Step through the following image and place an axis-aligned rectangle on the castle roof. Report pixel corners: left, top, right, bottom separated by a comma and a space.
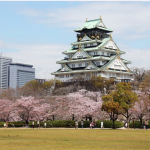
74, 18, 113, 32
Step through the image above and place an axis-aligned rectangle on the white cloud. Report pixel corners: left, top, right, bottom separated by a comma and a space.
0, 40, 69, 79
20, 2, 150, 40
119, 45, 150, 69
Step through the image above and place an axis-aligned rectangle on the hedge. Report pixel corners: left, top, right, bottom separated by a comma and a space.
96, 121, 123, 128
0, 122, 5, 127
129, 121, 150, 128
0, 120, 123, 128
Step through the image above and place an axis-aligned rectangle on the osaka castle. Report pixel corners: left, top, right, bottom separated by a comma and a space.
51, 17, 133, 82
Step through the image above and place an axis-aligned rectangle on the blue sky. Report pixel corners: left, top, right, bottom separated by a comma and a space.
0, 1, 150, 79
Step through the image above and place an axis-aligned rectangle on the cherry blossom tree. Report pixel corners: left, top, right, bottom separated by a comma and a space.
133, 91, 150, 127
0, 99, 15, 121
14, 96, 51, 122
52, 89, 106, 121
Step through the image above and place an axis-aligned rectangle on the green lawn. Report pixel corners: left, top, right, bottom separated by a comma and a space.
0, 128, 150, 150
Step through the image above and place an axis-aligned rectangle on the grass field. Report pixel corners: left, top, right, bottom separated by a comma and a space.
0, 128, 150, 150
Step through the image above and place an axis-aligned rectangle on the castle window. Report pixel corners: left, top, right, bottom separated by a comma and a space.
94, 52, 98, 55
60, 75, 64, 78
66, 74, 69, 78
78, 64, 82, 67
102, 60, 105, 64
84, 44, 87, 47
72, 64, 75, 68
85, 63, 88, 66
77, 56, 83, 59
92, 72, 98, 76
96, 62, 100, 66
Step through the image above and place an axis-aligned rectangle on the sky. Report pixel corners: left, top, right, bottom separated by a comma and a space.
0, 1, 150, 79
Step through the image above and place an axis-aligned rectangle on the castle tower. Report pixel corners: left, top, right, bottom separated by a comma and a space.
51, 17, 133, 82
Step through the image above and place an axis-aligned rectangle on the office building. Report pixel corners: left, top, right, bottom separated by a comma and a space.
8, 63, 35, 89
0, 54, 12, 89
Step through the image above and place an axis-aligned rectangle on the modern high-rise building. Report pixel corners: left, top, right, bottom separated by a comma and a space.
0, 54, 12, 89
8, 63, 35, 89
52, 17, 133, 82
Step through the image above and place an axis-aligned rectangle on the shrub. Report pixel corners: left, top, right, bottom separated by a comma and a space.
129, 121, 150, 128
8, 121, 25, 127
0, 122, 5, 127
78, 121, 90, 128
96, 120, 123, 128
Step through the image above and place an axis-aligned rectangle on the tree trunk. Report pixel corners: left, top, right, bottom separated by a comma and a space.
52, 115, 55, 121
89, 116, 92, 121
126, 111, 130, 128
72, 114, 74, 121
112, 113, 115, 129
139, 114, 143, 128
86, 117, 87, 121
112, 119, 115, 129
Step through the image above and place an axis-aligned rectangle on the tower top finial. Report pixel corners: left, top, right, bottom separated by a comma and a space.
110, 34, 112, 38
86, 18, 88, 22
100, 16, 102, 20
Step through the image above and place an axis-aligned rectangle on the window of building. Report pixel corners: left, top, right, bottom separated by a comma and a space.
92, 72, 98, 76
77, 55, 83, 59
72, 64, 75, 68
107, 53, 109, 56
84, 44, 87, 47
90, 43, 93, 46
78, 64, 82, 67
94, 52, 98, 55
85, 63, 89, 67
60, 75, 64, 78
102, 52, 104, 55
96, 62, 100, 66
66, 74, 69, 78
102, 60, 105, 64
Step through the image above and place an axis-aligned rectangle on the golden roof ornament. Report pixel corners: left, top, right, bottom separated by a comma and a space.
100, 16, 102, 20
79, 44, 81, 48
86, 18, 88, 22
116, 49, 120, 55
110, 34, 112, 38
117, 56, 120, 59
91, 35, 95, 39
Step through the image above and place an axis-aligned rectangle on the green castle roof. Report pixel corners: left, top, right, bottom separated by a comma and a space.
74, 18, 113, 32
